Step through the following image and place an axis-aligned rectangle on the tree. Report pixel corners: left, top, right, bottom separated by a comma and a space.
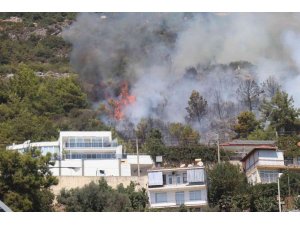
249, 183, 280, 212
57, 179, 148, 212
0, 149, 58, 212
168, 123, 200, 146
261, 76, 281, 99
207, 162, 248, 207
237, 78, 262, 111
116, 182, 148, 211
277, 135, 300, 157
247, 127, 277, 140
142, 129, 166, 160
279, 171, 300, 196
260, 91, 300, 133
186, 90, 207, 125
233, 111, 260, 138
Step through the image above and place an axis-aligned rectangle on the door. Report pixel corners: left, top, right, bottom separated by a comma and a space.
175, 191, 185, 205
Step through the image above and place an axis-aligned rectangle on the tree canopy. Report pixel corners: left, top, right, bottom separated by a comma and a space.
260, 90, 300, 133
0, 149, 58, 212
186, 90, 207, 125
57, 179, 148, 212
233, 111, 260, 138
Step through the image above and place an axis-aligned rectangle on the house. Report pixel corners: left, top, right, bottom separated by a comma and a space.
147, 160, 208, 209
240, 146, 300, 184
220, 140, 276, 160
7, 131, 153, 177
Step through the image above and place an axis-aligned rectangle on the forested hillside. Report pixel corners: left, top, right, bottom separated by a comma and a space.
0, 13, 75, 74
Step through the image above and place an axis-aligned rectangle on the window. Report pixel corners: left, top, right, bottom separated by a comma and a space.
187, 169, 205, 183
175, 192, 185, 205
168, 174, 173, 184
189, 191, 202, 201
155, 193, 167, 203
163, 174, 167, 185
148, 172, 163, 186
103, 137, 110, 147
176, 175, 181, 184
259, 170, 278, 183
183, 173, 187, 183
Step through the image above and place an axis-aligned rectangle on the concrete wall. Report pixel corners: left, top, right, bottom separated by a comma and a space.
51, 176, 148, 196
50, 159, 132, 176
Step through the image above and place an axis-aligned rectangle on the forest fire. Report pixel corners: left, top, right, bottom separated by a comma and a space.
108, 82, 136, 121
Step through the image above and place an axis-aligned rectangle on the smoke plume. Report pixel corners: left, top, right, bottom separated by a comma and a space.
62, 12, 300, 134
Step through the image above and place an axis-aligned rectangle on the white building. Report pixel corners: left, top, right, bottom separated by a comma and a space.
220, 140, 276, 160
7, 131, 153, 177
241, 146, 300, 184
147, 161, 208, 209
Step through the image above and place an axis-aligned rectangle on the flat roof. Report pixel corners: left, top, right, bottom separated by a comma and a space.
148, 166, 204, 172
60, 131, 112, 136
221, 140, 276, 146
240, 146, 278, 162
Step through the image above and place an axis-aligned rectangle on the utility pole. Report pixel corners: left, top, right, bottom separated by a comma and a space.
278, 173, 282, 212
217, 134, 220, 164
136, 138, 140, 177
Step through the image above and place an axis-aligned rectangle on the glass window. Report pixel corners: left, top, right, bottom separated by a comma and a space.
87, 154, 92, 159
176, 175, 181, 184
68, 138, 76, 147
103, 137, 110, 147
163, 174, 167, 185
183, 173, 187, 183
189, 191, 201, 201
175, 192, 185, 205
84, 138, 91, 147
168, 174, 173, 184
92, 154, 96, 159
259, 170, 278, 183
92, 138, 101, 147
155, 192, 167, 203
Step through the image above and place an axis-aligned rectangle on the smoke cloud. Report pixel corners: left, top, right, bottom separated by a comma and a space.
62, 12, 300, 134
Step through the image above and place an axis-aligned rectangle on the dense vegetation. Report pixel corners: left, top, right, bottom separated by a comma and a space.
0, 65, 108, 148
206, 162, 300, 212
57, 179, 148, 212
0, 13, 76, 74
0, 149, 58, 211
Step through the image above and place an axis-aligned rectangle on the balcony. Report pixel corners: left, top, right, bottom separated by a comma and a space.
284, 160, 300, 166
54, 153, 127, 160
150, 200, 207, 208
64, 142, 118, 149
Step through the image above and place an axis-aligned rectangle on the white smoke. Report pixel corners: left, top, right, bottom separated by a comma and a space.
63, 12, 300, 132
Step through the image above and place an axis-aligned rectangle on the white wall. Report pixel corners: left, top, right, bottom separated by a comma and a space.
148, 187, 207, 208
127, 155, 154, 165
121, 163, 131, 176
50, 159, 133, 176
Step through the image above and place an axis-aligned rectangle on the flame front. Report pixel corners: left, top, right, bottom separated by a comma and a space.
108, 82, 136, 121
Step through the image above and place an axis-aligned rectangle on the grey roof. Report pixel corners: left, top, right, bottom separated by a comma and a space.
221, 140, 276, 145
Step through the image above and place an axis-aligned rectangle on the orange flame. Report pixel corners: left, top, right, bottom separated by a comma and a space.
108, 82, 136, 121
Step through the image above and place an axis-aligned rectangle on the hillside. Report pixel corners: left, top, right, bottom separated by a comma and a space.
0, 13, 76, 75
